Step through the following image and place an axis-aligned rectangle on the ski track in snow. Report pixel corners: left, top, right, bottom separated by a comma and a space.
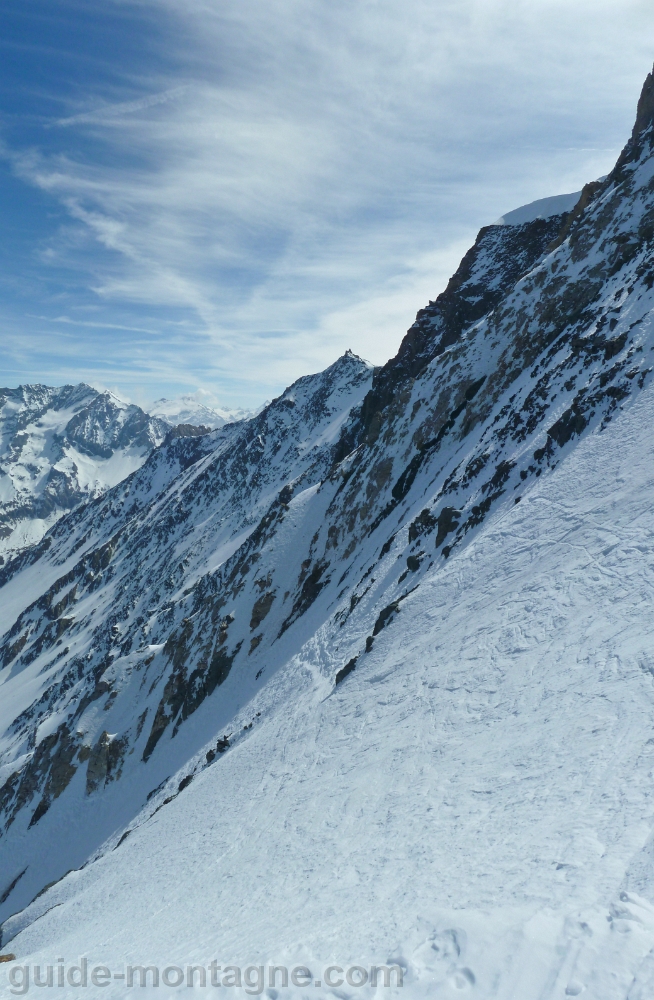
4, 371, 654, 1000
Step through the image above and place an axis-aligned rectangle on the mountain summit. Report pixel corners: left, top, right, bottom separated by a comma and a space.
2, 66, 654, 999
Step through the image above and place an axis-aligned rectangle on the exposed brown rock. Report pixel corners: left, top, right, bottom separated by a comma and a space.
86, 731, 127, 794
250, 591, 275, 630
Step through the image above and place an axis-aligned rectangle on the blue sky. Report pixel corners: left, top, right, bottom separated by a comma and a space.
0, 0, 653, 408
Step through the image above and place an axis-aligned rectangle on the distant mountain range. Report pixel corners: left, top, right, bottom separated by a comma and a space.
146, 389, 262, 429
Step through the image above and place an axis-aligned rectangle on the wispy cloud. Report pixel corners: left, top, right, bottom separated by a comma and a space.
54, 87, 190, 127
26, 314, 164, 334
1, 0, 653, 405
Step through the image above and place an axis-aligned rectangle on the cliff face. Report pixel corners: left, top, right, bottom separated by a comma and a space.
632, 64, 654, 140
350, 210, 571, 451
1, 66, 654, 989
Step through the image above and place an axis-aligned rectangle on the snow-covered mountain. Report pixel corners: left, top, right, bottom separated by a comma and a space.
147, 389, 260, 429
0, 383, 254, 565
2, 64, 654, 1000
0, 385, 169, 564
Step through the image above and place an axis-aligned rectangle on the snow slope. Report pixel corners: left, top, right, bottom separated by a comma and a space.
5, 355, 654, 1000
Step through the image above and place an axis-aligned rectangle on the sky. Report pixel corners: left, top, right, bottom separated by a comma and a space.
0, 1, 653, 409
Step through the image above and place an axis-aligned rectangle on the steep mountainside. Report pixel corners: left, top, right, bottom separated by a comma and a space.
6, 365, 654, 1000
2, 64, 654, 1000
0, 385, 169, 562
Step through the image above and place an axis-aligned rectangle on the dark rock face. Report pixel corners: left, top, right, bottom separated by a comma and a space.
347, 212, 571, 452
1, 723, 83, 831
396, 217, 569, 377
334, 657, 357, 685
632, 66, 654, 141
612, 65, 654, 185
435, 507, 461, 548
85, 731, 128, 795
250, 592, 276, 631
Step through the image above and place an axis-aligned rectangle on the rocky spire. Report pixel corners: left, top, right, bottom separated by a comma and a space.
612, 63, 654, 181
632, 63, 654, 140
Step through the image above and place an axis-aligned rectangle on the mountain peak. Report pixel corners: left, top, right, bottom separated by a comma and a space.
632, 62, 654, 140
338, 348, 372, 367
